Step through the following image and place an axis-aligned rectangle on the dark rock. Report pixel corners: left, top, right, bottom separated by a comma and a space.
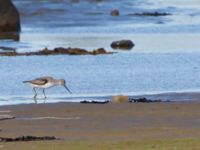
129, 97, 162, 103
66, 47, 89, 55
111, 40, 135, 50
92, 48, 107, 55
111, 9, 120, 16
0, 136, 57, 142
0, 0, 21, 32
0, 51, 17, 56
80, 100, 109, 104
0, 47, 113, 56
0, 32, 19, 41
129, 11, 171, 17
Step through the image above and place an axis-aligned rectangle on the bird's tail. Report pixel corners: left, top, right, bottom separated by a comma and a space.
23, 81, 29, 83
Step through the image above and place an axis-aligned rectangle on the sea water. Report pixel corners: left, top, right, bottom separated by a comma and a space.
0, 0, 200, 104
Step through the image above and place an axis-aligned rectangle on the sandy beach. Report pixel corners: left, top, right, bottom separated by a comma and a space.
1, 0, 200, 149
1, 102, 200, 149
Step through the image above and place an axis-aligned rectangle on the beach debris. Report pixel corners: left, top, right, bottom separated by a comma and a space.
0, 47, 113, 56
17, 116, 80, 120
111, 40, 135, 50
111, 95, 129, 103
0, 136, 57, 142
0, 115, 15, 121
128, 11, 171, 17
80, 100, 109, 104
0, 0, 20, 32
129, 97, 162, 103
111, 9, 120, 16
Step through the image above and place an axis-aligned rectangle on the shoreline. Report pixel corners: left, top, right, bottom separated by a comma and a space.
1, 90, 200, 106
1, 101, 200, 149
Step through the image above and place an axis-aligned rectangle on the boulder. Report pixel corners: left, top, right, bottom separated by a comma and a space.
111, 95, 129, 103
111, 9, 120, 16
0, 0, 21, 32
111, 40, 135, 50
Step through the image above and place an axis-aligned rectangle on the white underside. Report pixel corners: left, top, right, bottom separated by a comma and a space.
29, 82, 55, 89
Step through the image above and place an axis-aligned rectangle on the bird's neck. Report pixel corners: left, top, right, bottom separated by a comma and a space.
54, 80, 61, 85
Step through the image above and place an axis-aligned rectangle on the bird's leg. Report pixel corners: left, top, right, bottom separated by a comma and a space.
33, 88, 37, 103
43, 89, 47, 99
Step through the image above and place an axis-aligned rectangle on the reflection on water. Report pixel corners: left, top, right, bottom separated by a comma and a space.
0, 32, 19, 41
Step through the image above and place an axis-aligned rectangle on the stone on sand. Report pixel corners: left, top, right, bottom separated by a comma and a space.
111, 95, 129, 103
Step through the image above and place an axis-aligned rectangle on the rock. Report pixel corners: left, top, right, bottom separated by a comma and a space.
92, 48, 107, 55
111, 40, 135, 50
0, 47, 114, 56
0, 0, 21, 32
129, 97, 162, 103
111, 9, 120, 16
0, 32, 19, 41
129, 11, 171, 17
55, 47, 89, 55
111, 95, 129, 103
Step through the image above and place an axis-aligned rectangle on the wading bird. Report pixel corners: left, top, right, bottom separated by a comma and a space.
23, 76, 72, 103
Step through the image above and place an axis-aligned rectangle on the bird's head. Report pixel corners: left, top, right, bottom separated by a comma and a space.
58, 79, 72, 94
58, 79, 66, 86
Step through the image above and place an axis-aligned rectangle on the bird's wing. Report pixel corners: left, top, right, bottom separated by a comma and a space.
27, 79, 48, 85
35, 76, 54, 80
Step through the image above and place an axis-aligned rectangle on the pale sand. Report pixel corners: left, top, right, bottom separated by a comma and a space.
0, 102, 200, 142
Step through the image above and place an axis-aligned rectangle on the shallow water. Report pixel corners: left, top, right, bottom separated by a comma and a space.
0, 0, 200, 105
1, 52, 200, 105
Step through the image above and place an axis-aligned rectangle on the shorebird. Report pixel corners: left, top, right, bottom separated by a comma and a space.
23, 76, 72, 102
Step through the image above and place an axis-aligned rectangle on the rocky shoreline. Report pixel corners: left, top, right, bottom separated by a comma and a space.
0, 47, 114, 56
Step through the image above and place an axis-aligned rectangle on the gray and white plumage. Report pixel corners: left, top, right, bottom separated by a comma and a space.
23, 76, 72, 102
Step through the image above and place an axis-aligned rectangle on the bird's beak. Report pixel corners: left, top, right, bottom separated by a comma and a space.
64, 84, 72, 94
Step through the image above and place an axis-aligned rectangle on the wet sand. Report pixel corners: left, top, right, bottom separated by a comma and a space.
1, 101, 200, 142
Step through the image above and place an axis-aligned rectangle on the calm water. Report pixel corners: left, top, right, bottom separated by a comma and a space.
0, 0, 200, 105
